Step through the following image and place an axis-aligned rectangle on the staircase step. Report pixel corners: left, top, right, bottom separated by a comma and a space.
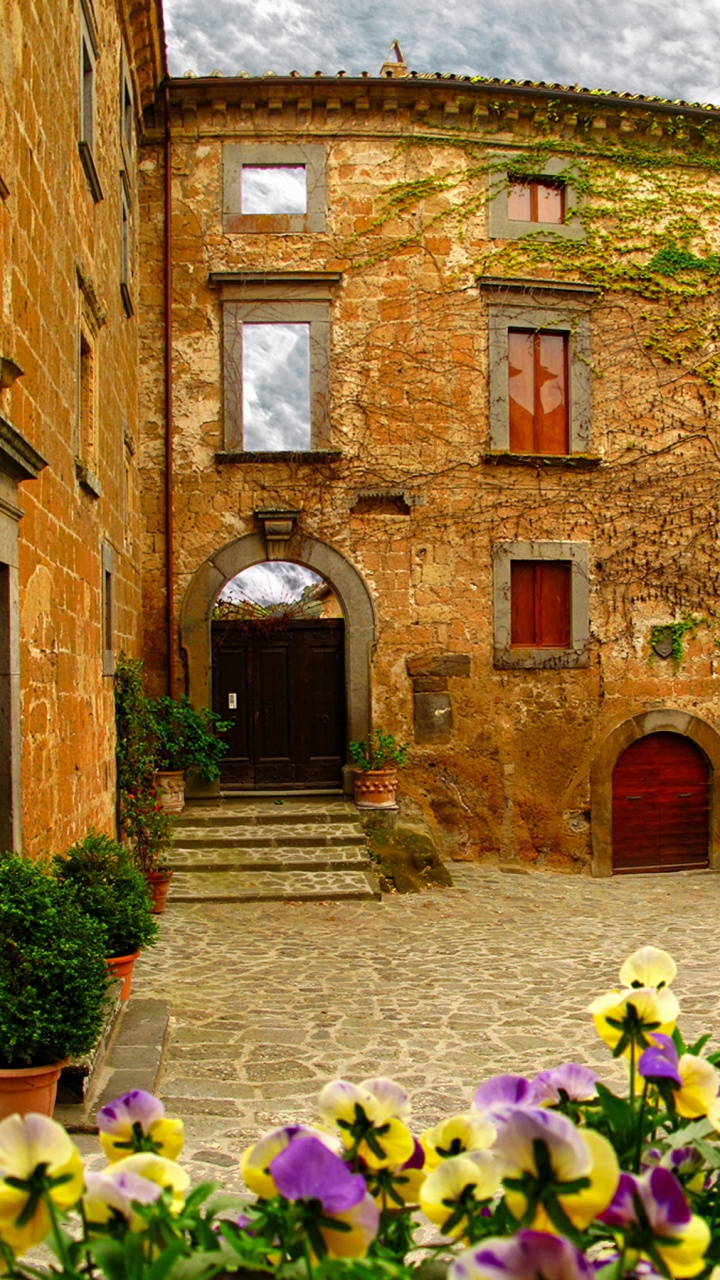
172, 825, 366, 849
175, 801, 354, 828
168, 845, 369, 870
168, 868, 381, 903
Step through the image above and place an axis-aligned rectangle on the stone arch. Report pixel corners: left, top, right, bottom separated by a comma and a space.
590, 709, 720, 876
179, 532, 376, 789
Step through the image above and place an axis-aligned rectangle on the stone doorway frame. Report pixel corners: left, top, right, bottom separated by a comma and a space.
590, 709, 720, 876
179, 532, 376, 794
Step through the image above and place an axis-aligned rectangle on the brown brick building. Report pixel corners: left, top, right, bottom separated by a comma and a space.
6, 18, 720, 875
0, 0, 164, 856
137, 63, 720, 875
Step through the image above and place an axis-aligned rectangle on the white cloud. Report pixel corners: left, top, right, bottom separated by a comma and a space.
164, 0, 720, 103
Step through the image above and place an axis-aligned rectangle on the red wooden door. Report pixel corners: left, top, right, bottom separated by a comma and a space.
212, 620, 345, 789
612, 732, 710, 873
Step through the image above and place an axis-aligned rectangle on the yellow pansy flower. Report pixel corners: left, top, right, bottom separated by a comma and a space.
0, 1113, 84, 1256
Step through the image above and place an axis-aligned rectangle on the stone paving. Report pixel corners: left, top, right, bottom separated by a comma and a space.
75, 862, 720, 1189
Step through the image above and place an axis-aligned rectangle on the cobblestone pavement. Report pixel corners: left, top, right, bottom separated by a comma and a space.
81, 863, 720, 1188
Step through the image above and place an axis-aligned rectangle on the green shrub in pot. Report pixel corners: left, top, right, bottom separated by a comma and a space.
52, 831, 159, 958
0, 851, 110, 1068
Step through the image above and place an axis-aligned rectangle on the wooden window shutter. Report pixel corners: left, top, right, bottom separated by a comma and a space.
511, 561, 571, 647
508, 330, 569, 454
508, 178, 565, 224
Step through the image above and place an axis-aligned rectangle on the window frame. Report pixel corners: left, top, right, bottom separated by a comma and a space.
482, 278, 595, 458
488, 155, 584, 241
493, 539, 590, 670
209, 271, 341, 457
101, 542, 115, 676
223, 144, 326, 235
78, 0, 103, 202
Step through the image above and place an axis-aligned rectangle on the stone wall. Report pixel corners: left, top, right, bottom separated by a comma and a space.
138, 75, 720, 870
0, 0, 163, 855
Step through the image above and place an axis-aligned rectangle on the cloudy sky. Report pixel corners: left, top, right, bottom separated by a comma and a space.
164, 0, 720, 105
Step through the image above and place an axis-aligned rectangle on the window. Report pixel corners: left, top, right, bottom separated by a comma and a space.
488, 156, 583, 241
78, 0, 102, 201
493, 540, 589, 669
101, 543, 115, 676
75, 265, 106, 493
508, 329, 568, 454
120, 183, 133, 317
482, 278, 595, 458
510, 561, 570, 648
210, 271, 341, 456
223, 144, 326, 234
508, 177, 565, 225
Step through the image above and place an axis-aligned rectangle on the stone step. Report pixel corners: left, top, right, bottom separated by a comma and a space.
168, 868, 381, 903
171, 824, 366, 849
168, 845, 369, 871
175, 799, 353, 828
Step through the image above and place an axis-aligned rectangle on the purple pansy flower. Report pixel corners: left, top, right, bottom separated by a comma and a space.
529, 1064, 598, 1106
599, 1168, 690, 1231
473, 1075, 534, 1121
98, 1090, 164, 1134
270, 1134, 367, 1213
449, 1230, 594, 1280
638, 1034, 682, 1087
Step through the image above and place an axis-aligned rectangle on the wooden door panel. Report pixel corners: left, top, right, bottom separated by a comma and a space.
212, 639, 253, 786
213, 619, 344, 790
612, 732, 709, 873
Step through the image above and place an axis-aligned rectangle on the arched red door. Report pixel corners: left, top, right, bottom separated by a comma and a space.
612, 732, 710, 873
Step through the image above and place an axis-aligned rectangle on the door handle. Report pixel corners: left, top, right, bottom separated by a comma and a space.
676, 792, 692, 798
626, 795, 642, 800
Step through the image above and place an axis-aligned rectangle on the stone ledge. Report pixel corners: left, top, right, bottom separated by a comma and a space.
55, 999, 171, 1131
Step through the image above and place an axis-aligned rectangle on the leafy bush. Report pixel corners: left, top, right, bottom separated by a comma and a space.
114, 655, 173, 874
148, 694, 231, 780
349, 729, 410, 771
52, 832, 159, 957
0, 851, 110, 1068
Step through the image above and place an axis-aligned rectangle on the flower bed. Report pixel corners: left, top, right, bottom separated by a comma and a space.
2, 946, 720, 1279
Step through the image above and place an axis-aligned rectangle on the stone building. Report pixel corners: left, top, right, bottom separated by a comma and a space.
0, 0, 165, 855
6, 13, 720, 876
137, 60, 720, 875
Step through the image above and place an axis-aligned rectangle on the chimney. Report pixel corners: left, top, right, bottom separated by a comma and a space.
379, 41, 408, 78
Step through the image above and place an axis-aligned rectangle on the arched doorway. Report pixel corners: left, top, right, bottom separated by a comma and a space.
612, 732, 710, 873
179, 531, 376, 794
212, 562, 346, 789
590, 710, 720, 876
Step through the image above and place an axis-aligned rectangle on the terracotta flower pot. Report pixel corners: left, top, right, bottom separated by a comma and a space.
145, 868, 174, 914
353, 767, 398, 809
0, 1061, 67, 1120
154, 770, 185, 814
107, 949, 141, 1001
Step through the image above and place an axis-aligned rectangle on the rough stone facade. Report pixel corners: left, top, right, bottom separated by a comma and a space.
0, 0, 164, 855
137, 70, 720, 874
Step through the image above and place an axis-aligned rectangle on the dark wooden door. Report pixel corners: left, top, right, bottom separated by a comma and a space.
212, 620, 345, 789
612, 732, 710, 873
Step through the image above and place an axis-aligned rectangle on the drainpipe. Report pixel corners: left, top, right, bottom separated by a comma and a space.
163, 81, 176, 695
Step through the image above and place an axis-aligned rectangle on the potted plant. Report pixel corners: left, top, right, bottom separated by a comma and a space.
148, 694, 231, 812
52, 832, 159, 1001
0, 851, 110, 1117
115, 655, 174, 908
349, 729, 410, 808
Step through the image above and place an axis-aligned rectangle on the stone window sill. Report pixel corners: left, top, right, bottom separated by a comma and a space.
215, 450, 342, 464
483, 452, 601, 469
75, 459, 102, 497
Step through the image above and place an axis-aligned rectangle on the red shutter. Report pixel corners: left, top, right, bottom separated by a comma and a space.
508, 330, 569, 455
536, 181, 565, 224
511, 561, 571, 648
